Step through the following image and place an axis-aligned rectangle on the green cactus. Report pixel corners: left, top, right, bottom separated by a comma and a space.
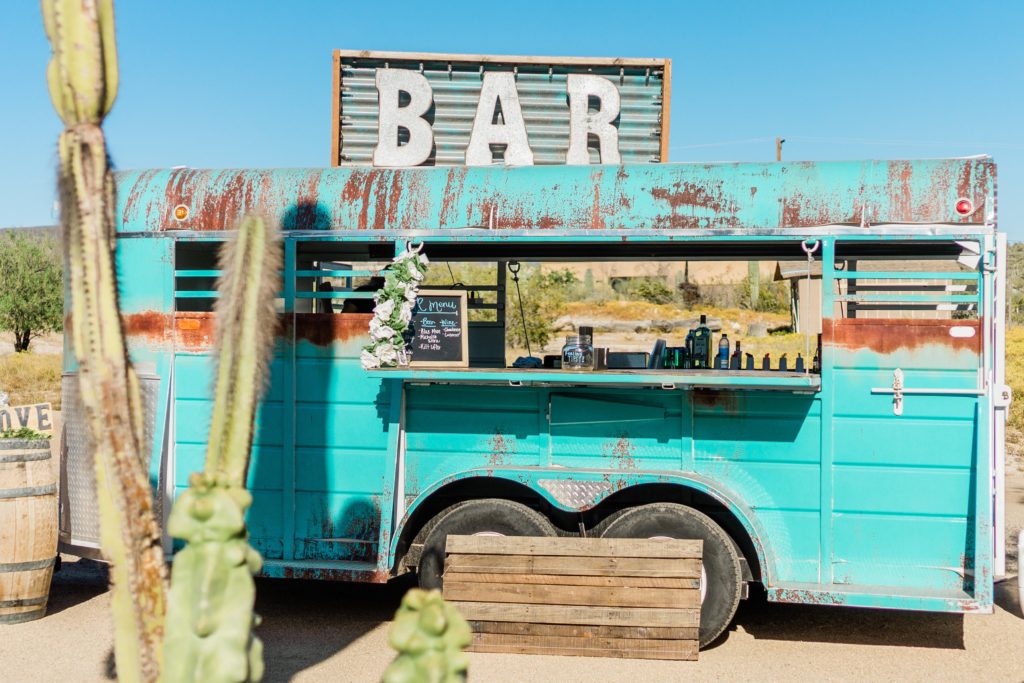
42, 1, 167, 681
382, 589, 472, 683
162, 216, 281, 683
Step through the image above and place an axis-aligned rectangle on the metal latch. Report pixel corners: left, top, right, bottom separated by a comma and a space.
892, 368, 904, 416
871, 367, 987, 413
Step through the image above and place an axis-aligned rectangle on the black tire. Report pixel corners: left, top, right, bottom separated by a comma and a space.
418, 498, 557, 590
598, 502, 743, 648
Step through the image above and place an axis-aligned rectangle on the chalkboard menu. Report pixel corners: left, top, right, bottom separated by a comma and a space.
408, 290, 469, 367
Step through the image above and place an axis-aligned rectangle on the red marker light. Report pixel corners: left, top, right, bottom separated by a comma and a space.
955, 198, 973, 216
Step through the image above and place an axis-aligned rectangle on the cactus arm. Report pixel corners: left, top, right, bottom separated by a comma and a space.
204, 216, 280, 487
43, 1, 167, 681
204, 220, 250, 475
163, 217, 280, 683
42, 0, 118, 125
97, 0, 118, 115
383, 589, 471, 683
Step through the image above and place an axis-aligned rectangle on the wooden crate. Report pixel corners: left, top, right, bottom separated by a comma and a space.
442, 535, 702, 661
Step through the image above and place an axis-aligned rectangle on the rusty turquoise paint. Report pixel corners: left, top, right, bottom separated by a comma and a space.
115, 157, 994, 235
86, 157, 1000, 617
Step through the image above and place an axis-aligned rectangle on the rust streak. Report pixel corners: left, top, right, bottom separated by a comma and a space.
174, 312, 216, 351
692, 389, 740, 415
823, 318, 981, 355
286, 313, 373, 346
606, 435, 637, 470
487, 431, 513, 467
122, 310, 168, 342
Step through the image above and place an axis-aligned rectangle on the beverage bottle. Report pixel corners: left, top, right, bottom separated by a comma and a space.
730, 340, 742, 370
691, 315, 712, 369
745, 353, 755, 370
717, 334, 730, 369
762, 353, 771, 370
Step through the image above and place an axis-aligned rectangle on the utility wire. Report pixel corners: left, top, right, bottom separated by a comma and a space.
670, 135, 1024, 154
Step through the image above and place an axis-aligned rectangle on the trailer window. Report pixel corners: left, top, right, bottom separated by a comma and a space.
174, 241, 222, 313
830, 242, 981, 320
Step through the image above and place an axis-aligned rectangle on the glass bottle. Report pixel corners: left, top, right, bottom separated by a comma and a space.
730, 340, 742, 370
561, 335, 594, 370
691, 315, 712, 368
717, 334, 730, 369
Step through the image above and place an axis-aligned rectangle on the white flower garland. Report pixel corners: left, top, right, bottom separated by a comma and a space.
360, 243, 429, 369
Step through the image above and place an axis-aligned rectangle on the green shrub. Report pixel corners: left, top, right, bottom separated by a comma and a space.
617, 277, 673, 305
0, 231, 63, 352
740, 275, 789, 313
0, 427, 51, 440
506, 266, 579, 352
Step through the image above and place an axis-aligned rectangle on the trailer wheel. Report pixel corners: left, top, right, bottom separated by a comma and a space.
598, 502, 743, 648
418, 498, 557, 590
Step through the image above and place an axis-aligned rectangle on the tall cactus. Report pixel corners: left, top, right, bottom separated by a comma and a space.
42, 2, 167, 681
163, 216, 281, 683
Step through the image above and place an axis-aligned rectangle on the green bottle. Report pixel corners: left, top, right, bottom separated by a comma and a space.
691, 315, 712, 369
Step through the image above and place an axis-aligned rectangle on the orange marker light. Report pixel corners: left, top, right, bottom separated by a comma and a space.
173, 205, 189, 221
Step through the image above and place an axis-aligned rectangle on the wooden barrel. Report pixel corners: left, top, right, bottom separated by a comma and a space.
0, 438, 57, 624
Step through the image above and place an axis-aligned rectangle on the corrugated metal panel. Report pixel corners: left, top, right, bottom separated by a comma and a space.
333, 51, 668, 166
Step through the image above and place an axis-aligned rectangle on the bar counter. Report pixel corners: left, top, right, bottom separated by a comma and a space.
367, 367, 821, 392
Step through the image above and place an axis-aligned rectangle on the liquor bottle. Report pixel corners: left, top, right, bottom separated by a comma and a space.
762, 353, 771, 371
691, 315, 712, 369
745, 353, 755, 370
795, 353, 805, 372
778, 354, 788, 371
730, 340, 742, 370
717, 334, 730, 370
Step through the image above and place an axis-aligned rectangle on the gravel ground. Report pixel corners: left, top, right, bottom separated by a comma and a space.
2, 468, 1021, 683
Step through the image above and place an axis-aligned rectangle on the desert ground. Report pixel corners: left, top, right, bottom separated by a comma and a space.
1, 464, 1020, 683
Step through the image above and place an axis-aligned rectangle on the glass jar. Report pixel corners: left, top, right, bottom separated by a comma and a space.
561, 335, 594, 370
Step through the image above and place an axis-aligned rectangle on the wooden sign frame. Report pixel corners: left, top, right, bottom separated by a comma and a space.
331, 49, 671, 166
408, 289, 469, 368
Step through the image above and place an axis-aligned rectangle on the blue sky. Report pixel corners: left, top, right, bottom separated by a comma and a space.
2, 1, 1022, 236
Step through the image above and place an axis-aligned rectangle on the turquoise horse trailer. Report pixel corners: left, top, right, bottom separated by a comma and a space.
59, 157, 1010, 647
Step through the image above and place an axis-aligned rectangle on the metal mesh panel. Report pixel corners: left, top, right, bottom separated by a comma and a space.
61, 373, 97, 547
59, 372, 161, 554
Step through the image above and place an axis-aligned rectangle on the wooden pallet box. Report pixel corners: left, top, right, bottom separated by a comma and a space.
442, 535, 702, 661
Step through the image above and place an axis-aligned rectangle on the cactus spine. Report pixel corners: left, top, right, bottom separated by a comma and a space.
162, 216, 281, 683
383, 589, 472, 683
42, 1, 167, 681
